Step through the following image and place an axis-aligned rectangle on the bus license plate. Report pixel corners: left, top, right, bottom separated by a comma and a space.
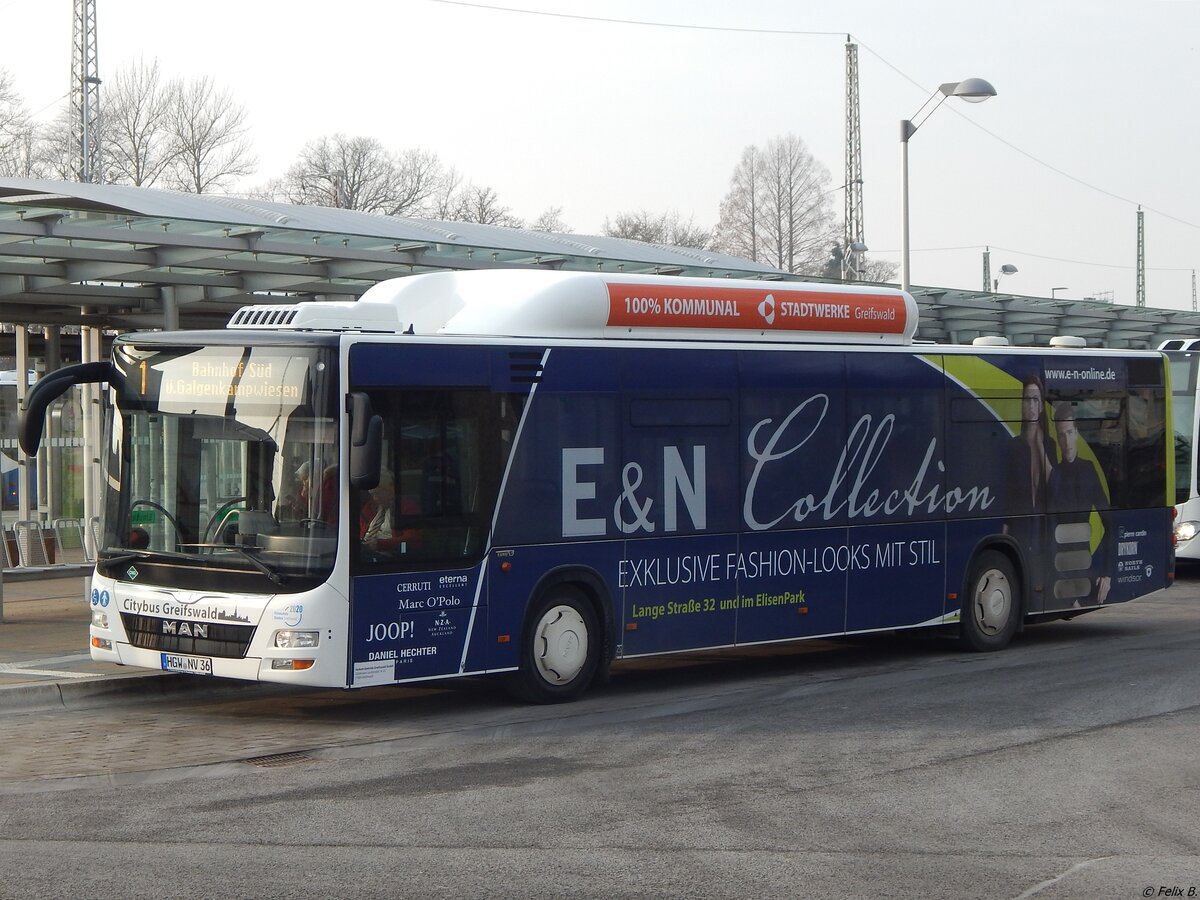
160, 652, 213, 675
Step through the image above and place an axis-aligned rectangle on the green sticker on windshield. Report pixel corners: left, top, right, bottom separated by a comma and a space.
130, 509, 157, 525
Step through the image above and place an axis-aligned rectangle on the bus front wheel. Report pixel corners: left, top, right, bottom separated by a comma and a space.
961, 550, 1020, 651
509, 587, 599, 704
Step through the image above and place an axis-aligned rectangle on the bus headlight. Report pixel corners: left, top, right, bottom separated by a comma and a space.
91, 610, 109, 629
1175, 520, 1199, 543
274, 630, 320, 649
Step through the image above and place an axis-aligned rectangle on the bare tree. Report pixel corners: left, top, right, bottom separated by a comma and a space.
392, 148, 444, 216
281, 134, 391, 210
451, 184, 523, 227
165, 75, 256, 193
603, 209, 711, 249
859, 258, 899, 283
604, 210, 658, 243
32, 110, 77, 181
713, 134, 838, 274
278, 135, 443, 216
759, 134, 839, 274
418, 169, 521, 226
0, 128, 44, 178
665, 215, 712, 250
713, 145, 764, 262
262, 131, 524, 226
529, 205, 570, 233
102, 60, 177, 187
0, 70, 41, 177
426, 166, 467, 219
242, 177, 286, 202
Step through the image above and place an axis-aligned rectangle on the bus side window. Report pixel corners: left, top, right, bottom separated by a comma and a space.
421, 447, 461, 515
351, 387, 515, 569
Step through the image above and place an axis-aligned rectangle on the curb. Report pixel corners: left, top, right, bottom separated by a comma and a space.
0, 670, 287, 714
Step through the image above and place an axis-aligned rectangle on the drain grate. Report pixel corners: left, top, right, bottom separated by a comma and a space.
243, 752, 315, 768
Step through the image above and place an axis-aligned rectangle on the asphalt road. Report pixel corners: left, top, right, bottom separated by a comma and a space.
1, 574, 1200, 899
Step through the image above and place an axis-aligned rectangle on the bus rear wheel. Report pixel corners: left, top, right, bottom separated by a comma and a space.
509, 588, 599, 704
961, 550, 1020, 651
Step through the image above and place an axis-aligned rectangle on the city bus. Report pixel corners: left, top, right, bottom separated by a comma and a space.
1160, 338, 1200, 560
20, 270, 1175, 702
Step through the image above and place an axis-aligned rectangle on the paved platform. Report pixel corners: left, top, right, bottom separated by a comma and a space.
0, 569, 193, 713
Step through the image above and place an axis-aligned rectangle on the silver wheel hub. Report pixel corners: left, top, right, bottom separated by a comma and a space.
974, 568, 1011, 634
533, 604, 588, 685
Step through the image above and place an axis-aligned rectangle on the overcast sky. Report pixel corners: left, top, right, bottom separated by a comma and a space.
3, 0, 1199, 310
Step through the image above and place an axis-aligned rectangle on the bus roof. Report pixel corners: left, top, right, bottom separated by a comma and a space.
228, 270, 919, 346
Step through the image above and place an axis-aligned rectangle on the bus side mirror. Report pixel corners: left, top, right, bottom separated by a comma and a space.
348, 392, 382, 490
19, 361, 117, 455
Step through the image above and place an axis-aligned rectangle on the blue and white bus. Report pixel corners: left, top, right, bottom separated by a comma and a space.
21, 270, 1175, 701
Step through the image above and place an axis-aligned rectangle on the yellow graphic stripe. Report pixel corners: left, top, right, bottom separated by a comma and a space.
925, 354, 1024, 437
930, 353, 1115, 509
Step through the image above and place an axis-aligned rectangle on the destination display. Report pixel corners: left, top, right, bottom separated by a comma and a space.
121, 346, 316, 415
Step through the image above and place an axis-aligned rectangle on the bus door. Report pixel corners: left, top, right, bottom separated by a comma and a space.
735, 349, 850, 644
617, 348, 739, 655
842, 353, 948, 633
346, 342, 531, 684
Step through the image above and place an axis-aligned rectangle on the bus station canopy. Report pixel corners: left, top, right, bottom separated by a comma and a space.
3, 176, 1200, 348
0, 177, 784, 332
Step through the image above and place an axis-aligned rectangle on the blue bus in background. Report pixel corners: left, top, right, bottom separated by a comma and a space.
2, 459, 35, 510
2, 370, 35, 510
20, 270, 1175, 702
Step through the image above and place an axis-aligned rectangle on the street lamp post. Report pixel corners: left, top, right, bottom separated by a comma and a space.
994, 263, 1018, 292
900, 78, 997, 293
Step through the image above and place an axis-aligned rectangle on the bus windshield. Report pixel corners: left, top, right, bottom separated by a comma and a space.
1169, 351, 1197, 505
100, 341, 339, 589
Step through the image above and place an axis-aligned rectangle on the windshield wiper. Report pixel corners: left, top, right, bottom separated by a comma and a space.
98, 549, 183, 568
227, 545, 287, 586
99, 546, 286, 586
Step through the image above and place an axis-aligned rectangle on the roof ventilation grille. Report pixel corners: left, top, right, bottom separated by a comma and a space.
226, 301, 402, 333
228, 305, 300, 328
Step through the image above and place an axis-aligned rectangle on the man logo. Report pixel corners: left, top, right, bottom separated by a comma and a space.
162, 619, 208, 638
757, 294, 776, 326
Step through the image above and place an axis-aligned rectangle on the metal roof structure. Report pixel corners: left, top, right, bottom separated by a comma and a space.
909, 287, 1200, 349
0, 177, 785, 332
2, 176, 1200, 348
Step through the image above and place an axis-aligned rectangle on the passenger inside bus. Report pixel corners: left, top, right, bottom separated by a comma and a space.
282, 458, 344, 532
318, 464, 339, 527
363, 468, 422, 555
287, 459, 317, 519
